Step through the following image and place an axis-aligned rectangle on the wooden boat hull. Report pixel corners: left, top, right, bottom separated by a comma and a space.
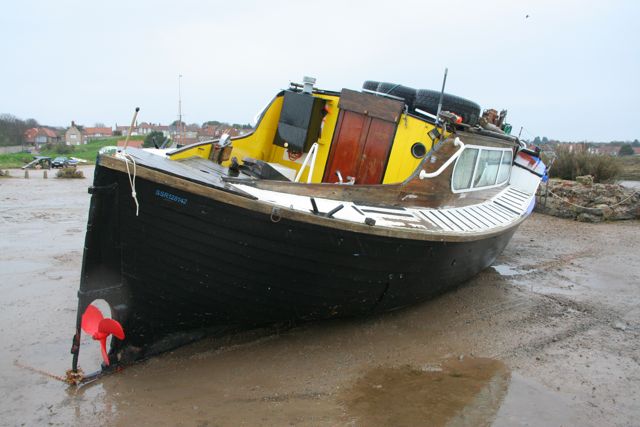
74, 162, 520, 364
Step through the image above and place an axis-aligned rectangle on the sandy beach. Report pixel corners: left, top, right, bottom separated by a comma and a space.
1, 167, 638, 426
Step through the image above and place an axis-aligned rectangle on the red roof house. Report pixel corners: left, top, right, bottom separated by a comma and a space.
84, 127, 113, 139
24, 127, 60, 147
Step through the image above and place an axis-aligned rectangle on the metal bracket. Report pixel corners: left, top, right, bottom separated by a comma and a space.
309, 197, 344, 218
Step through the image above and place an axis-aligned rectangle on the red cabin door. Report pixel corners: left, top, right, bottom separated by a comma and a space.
323, 112, 396, 184
322, 89, 403, 185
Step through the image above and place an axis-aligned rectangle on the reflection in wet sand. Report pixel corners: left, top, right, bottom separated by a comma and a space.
341, 357, 510, 427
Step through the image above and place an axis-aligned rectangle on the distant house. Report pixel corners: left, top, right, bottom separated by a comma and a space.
115, 124, 140, 137
115, 125, 131, 136
590, 144, 620, 156
154, 125, 171, 138
137, 122, 156, 135
84, 127, 113, 140
175, 136, 198, 147
65, 121, 85, 145
196, 124, 250, 142
24, 128, 38, 145
24, 127, 60, 149
138, 122, 171, 138
197, 125, 220, 141
184, 124, 200, 139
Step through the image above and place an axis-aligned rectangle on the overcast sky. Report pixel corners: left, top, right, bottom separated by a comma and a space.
1, 0, 638, 141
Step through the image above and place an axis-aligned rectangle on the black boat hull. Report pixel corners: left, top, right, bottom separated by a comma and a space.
74, 163, 520, 364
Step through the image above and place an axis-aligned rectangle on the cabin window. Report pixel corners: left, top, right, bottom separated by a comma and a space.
452, 146, 512, 192
452, 148, 478, 190
473, 149, 502, 187
496, 150, 512, 184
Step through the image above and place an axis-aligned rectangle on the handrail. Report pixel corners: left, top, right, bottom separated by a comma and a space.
294, 142, 319, 183
419, 137, 465, 180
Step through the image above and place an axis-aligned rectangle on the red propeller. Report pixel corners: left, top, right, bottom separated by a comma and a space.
81, 304, 125, 366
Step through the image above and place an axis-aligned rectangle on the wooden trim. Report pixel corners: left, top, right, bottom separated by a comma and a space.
322, 110, 346, 182
338, 89, 404, 123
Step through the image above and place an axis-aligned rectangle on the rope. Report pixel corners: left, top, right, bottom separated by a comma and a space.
14, 360, 67, 383
545, 188, 638, 211
122, 151, 140, 216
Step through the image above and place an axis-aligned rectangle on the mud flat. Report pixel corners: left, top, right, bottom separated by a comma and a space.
1, 167, 638, 426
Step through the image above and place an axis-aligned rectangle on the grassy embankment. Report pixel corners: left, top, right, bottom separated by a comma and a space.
0, 136, 144, 169
617, 156, 640, 180
546, 147, 640, 183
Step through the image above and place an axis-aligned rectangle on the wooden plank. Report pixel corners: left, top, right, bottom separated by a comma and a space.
494, 200, 522, 215
454, 208, 484, 230
483, 204, 513, 222
509, 187, 531, 197
446, 209, 474, 231
501, 192, 525, 204
418, 211, 439, 228
475, 205, 505, 225
322, 111, 366, 183
356, 118, 396, 184
422, 210, 452, 231
467, 206, 495, 228
434, 210, 465, 231
490, 202, 519, 218
338, 88, 404, 123
505, 189, 528, 201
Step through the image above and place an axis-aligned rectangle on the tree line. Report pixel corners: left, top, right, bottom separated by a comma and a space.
530, 135, 639, 147
0, 114, 39, 147
171, 120, 253, 129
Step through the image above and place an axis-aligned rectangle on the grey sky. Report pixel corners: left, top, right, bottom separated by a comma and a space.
1, 0, 638, 141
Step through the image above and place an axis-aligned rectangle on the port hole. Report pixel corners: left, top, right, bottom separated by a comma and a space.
411, 142, 427, 158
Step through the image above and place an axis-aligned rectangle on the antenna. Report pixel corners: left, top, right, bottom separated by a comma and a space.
436, 67, 448, 124
178, 74, 183, 146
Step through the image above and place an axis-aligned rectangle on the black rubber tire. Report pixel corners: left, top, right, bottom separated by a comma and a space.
362, 80, 380, 91
376, 82, 416, 107
414, 89, 481, 126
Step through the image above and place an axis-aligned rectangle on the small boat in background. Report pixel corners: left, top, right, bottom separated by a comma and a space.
70, 76, 546, 373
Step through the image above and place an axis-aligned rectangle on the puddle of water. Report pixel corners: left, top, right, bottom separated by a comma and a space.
492, 264, 523, 276
340, 357, 510, 427
618, 180, 640, 190
493, 373, 577, 426
0, 259, 50, 275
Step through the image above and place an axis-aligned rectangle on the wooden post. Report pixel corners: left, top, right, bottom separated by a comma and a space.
123, 107, 140, 150
24, 170, 29, 179
543, 179, 549, 209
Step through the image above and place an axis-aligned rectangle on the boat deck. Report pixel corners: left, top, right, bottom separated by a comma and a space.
111, 148, 535, 236
113, 148, 253, 194
231, 183, 534, 234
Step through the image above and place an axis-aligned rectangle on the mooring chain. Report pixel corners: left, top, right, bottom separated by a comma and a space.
14, 360, 85, 385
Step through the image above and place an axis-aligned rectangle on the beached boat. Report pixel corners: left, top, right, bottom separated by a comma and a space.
70, 77, 546, 372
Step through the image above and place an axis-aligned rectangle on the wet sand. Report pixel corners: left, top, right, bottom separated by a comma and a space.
1, 168, 638, 426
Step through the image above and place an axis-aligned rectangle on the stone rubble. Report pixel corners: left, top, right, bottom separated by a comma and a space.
535, 175, 640, 222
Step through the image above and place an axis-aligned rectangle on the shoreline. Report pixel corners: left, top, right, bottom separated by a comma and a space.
1, 167, 638, 426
